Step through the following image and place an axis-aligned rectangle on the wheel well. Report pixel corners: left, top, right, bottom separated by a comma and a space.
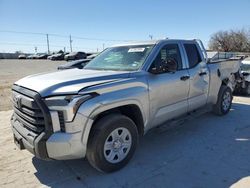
221, 78, 234, 92
92, 105, 144, 136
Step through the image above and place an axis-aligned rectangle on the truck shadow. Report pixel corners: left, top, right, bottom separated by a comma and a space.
32, 101, 250, 188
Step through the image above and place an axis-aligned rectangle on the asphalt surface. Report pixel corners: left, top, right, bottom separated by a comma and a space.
0, 96, 250, 188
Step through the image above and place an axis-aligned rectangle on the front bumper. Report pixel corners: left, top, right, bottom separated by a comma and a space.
11, 114, 49, 159
11, 111, 92, 160
11, 84, 93, 160
46, 112, 92, 160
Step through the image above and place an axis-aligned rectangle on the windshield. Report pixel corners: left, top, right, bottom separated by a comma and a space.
84, 45, 154, 71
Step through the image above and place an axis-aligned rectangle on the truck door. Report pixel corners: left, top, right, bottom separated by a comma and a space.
182, 42, 209, 111
147, 43, 190, 127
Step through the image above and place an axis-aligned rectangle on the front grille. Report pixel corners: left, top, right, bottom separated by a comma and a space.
12, 90, 45, 133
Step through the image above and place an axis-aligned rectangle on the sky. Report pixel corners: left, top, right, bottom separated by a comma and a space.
0, 0, 250, 53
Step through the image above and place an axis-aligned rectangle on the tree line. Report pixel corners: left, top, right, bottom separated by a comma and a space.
209, 28, 250, 52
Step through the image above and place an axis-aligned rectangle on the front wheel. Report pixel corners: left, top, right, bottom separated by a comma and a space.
213, 85, 233, 115
86, 114, 138, 173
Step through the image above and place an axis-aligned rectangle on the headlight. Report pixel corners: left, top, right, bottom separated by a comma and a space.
45, 94, 92, 122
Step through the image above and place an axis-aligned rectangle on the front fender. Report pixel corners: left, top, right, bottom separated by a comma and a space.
77, 88, 149, 154
77, 86, 149, 125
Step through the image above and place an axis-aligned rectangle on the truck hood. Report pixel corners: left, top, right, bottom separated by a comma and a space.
15, 69, 130, 97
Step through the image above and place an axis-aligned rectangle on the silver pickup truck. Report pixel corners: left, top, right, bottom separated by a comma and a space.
11, 39, 240, 172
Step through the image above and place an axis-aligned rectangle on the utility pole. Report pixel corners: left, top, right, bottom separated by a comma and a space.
69, 35, 73, 52
46, 34, 50, 54
149, 35, 153, 40
102, 43, 105, 51
64, 47, 66, 53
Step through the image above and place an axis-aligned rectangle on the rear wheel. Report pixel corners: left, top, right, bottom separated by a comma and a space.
86, 114, 138, 173
213, 85, 232, 115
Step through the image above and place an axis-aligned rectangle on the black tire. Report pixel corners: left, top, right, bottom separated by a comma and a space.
213, 85, 232, 115
86, 114, 138, 173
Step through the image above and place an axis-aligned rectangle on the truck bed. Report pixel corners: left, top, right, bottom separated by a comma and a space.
208, 59, 241, 79
207, 59, 241, 104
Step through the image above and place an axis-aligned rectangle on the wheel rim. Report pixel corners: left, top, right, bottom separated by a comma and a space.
103, 127, 132, 164
222, 91, 231, 111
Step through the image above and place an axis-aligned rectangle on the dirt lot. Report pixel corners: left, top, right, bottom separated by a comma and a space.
0, 59, 250, 187
0, 59, 64, 111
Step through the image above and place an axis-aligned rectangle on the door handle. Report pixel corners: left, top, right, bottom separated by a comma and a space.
180, 75, 190, 81
199, 72, 207, 76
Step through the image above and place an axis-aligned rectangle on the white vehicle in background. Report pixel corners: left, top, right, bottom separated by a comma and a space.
234, 57, 250, 95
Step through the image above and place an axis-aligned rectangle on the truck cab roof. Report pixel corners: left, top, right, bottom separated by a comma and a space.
112, 39, 199, 47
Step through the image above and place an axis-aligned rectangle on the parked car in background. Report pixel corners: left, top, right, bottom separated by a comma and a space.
86, 53, 98, 60
36, 53, 49, 59
27, 54, 39, 59
18, 54, 26, 59
25, 53, 49, 60
47, 50, 66, 61
26, 54, 33, 59
58, 53, 98, 70
64, 51, 87, 61
58, 59, 91, 70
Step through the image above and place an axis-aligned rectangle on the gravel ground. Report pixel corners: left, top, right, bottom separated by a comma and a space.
0, 59, 64, 111
0, 96, 250, 188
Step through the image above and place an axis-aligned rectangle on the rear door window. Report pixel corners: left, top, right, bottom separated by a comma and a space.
184, 44, 202, 68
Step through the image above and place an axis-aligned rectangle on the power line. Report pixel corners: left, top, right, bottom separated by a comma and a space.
0, 30, 68, 38
0, 30, 132, 42
71, 35, 130, 42
47, 33, 68, 38
0, 30, 135, 53
0, 42, 64, 47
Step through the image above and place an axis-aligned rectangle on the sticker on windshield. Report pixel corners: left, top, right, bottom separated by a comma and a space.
128, 48, 145, 53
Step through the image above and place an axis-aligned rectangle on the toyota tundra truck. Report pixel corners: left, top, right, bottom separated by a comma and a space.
11, 39, 240, 172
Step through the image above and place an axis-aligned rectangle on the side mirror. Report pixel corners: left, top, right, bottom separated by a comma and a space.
149, 67, 159, 74
149, 58, 177, 74
162, 58, 177, 73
